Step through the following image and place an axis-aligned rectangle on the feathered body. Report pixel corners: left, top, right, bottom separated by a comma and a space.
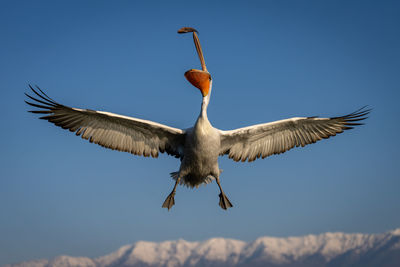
178, 94, 221, 187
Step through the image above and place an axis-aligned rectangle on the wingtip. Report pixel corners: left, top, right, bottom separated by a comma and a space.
351, 105, 372, 116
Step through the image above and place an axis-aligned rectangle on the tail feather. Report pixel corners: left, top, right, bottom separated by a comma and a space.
170, 171, 179, 179
169, 172, 214, 188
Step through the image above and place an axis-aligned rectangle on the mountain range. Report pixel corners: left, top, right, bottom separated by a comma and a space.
5, 228, 400, 267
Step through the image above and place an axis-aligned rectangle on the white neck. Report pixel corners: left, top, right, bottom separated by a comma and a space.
200, 80, 212, 120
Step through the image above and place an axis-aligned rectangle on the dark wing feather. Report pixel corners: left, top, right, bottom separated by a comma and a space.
219, 107, 370, 162
26, 85, 185, 158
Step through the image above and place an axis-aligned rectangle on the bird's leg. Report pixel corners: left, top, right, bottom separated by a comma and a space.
162, 177, 181, 210
215, 176, 233, 210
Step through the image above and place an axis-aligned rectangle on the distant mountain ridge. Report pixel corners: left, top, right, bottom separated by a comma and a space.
5, 229, 400, 267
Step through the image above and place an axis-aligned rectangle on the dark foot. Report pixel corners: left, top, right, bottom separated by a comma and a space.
162, 191, 176, 210
218, 192, 233, 210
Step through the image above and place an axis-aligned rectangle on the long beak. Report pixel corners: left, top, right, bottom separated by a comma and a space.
192, 32, 207, 72
178, 27, 211, 97
178, 27, 207, 71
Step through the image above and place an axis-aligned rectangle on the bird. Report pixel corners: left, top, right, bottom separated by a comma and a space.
25, 27, 370, 210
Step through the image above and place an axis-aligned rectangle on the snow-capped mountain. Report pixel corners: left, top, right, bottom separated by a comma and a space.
5, 229, 400, 267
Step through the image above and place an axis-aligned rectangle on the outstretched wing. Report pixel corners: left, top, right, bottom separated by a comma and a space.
219, 107, 370, 162
26, 85, 185, 158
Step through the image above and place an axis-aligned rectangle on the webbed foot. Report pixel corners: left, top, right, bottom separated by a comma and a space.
162, 191, 176, 210
218, 192, 233, 210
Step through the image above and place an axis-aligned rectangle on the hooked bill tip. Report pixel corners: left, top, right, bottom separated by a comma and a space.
177, 27, 198, 34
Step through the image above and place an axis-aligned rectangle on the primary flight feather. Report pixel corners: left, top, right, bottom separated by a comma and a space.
26, 27, 370, 210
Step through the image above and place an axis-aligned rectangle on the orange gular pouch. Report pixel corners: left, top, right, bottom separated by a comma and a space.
184, 69, 211, 97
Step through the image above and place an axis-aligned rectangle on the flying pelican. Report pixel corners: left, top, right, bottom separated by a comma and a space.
25, 27, 369, 210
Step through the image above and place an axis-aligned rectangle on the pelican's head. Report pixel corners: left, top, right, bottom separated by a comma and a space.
178, 27, 212, 97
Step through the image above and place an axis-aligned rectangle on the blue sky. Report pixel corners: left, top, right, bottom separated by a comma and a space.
1, 0, 399, 265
